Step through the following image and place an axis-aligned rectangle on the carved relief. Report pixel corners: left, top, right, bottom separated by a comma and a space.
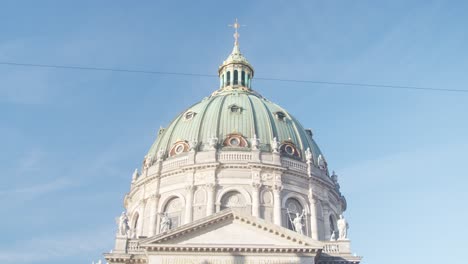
194, 188, 207, 204
220, 191, 246, 209
261, 173, 273, 182
261, 190, 273, 205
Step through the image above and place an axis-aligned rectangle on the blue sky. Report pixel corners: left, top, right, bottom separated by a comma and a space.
1, 1, 467, 263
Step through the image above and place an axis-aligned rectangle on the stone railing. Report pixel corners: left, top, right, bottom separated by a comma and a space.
281, 158, 307, 173
218, 152, 252, 162
127, 240, 144, 254
162, 155, 189, 172
322, 240, 352, 254
323, 243, 340, 253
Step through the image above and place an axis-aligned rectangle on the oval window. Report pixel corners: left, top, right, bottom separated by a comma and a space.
229, 137, 240, 146
285, 145, 294, 155
175, 144, 185, 154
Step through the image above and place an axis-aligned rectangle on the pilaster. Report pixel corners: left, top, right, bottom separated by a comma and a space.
273, 184, 283, 226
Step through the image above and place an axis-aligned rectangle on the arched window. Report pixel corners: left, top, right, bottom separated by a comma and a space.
226, 71, 231, 86
233, 70, 239, 85
247, 74, 251, 88
163, 197, 183, 230
241, 71, 246, 86
285, 198, 304, 232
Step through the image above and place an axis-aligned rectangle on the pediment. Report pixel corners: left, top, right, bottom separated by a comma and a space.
141, 209, 323, 252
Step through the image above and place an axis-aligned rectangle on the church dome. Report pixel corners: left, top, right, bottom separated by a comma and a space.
147, 29, 324, 165
120, 21, 346, 248
147, 88, 324, 164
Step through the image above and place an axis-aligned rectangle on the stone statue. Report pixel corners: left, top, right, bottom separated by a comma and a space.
131, 168, 139, 182
251, 134, 260, 150
305, 148, 313, 162
189, 139, 198, 152
208, 136, 218, 150
337, 214, 349, 240
143, 155, 153, 170
293, 210, 305, 235
159, 212, 171, 233
157, 149, 165, 161
118, 211, 129, 236
317, 154, 327, 170
331, 171, 340, 191
271, 137, 280, 153
288, 209, 305, 235
330, 230, 337, 241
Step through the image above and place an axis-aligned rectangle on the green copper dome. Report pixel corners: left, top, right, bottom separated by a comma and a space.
147, 89, 323, 163
147, 39, 324, 164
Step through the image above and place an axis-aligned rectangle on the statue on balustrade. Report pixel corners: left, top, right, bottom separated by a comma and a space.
118, 211, 130, 237
337, 214, 349, 240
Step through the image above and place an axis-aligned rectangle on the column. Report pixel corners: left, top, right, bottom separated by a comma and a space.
309, 197, 319, 240
206, 183, 215, 216
185, 185, 194, 224
323, 207, 331, 240
251, 183, 261, 218
273, 185, 282, 226
148, 194, 160, 236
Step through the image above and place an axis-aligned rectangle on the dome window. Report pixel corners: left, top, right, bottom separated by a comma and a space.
229, 104, 243, 113
169, 141, 189, 157
226, 71, 231, 86
285, 145, 295, 155
233, 70, 239, 85
229, 137, 240, 146
279, 142, 300, 158
175, 144, 185, 154
241, 71, 246, 86
223, 133, 248, 148
184, 111, 196, 121
275, 111, 286, 121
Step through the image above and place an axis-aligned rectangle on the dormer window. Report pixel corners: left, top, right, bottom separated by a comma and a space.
275, 111, 286, 121
229, 104, 242, 113
184, 111, 196, 120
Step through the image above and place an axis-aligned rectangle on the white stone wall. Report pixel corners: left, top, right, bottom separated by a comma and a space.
123, 149, 344, 241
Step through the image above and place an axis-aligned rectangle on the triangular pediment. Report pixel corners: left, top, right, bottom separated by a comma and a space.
141, 209, 323, 252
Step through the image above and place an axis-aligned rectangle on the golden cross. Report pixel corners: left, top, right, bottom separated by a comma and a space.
228, 18, 245, 46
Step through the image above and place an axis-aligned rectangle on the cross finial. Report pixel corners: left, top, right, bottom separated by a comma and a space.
228, 18, 245, 47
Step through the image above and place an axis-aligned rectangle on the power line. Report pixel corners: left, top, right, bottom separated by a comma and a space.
0, 61, 467, 94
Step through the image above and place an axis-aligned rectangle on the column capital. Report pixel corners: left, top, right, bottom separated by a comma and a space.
273, 184, 283, 192
205, 183, 216, 189
252, 182, 262, 189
